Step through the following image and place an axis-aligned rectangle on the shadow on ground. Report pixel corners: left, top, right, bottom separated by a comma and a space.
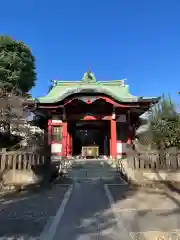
0, 181, 69, 238
0, 159, 180, 239
53, 159, 180, 239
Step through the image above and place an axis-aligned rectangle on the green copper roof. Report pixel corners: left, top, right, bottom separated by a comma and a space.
37, 71, 156, 104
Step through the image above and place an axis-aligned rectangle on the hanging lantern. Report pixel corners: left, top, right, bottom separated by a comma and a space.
112, 108, 116, 119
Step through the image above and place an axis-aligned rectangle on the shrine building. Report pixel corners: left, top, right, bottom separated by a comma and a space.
33, 70, 159, 159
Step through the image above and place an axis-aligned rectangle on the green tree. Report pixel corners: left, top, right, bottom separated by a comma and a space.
149, 94, 180, 149
0, 35, 36, 93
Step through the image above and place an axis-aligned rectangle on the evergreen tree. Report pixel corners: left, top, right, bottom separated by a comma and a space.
0, 35, 36, 93
149, 94, 180, 149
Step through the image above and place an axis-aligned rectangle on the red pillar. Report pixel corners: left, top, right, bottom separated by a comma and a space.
62, 122, 68, 157
110, 119, 117, 158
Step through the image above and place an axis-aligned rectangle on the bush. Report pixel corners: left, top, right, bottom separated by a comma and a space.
149, 94, 180, 150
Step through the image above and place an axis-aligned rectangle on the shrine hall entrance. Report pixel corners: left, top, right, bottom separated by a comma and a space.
68, 120, 110, 157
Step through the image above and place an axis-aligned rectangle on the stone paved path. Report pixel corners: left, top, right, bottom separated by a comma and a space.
0, 160, 180, 239
52, 160, 180, 240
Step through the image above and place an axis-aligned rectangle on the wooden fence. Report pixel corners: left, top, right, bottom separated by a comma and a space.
127, 152, 180, 170
0, 151, 45, 172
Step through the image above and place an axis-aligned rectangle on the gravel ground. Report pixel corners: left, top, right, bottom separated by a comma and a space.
107, 184, 180, 239
1, 159, 179, 240
0, 184, 70, 238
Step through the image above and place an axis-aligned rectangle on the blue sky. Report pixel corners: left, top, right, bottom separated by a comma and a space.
0, 0, 179, 103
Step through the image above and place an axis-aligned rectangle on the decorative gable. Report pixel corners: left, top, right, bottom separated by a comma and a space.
81, 69, 97, 84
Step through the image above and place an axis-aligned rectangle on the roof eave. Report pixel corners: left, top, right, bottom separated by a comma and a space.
138, 97, 161, 104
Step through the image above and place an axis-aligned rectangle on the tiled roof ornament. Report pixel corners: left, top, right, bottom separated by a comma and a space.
51, 80, 58, 87
81, 68, 97, 84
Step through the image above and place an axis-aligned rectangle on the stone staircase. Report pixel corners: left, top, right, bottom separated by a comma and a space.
66, 159, 120, 181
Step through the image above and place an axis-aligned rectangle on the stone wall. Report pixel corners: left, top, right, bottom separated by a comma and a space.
120, 159, 180, 184
119, 148, 180, 184
0, 151, 48, 188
